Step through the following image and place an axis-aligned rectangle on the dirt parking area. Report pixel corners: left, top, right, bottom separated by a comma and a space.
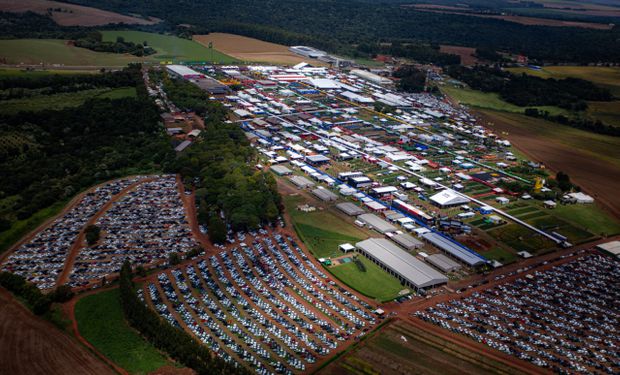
0, 288, 114, 375
0, 0, 159, 26
194, 33, 317, 65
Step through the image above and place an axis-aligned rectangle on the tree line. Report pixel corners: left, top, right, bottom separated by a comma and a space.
0, 272, 73, 315
0, 65, 174, 231
446, 65, 614, 110
524, 108, 620, 137
74, 32, 156, 57
118, 261, 248, 374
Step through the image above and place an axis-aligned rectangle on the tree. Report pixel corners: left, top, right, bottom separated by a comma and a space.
168, 252, 181, 265
49, 284, 74, 303
556, 171, 573, 192
85, 224, 101, 245
208, 214, 226, 244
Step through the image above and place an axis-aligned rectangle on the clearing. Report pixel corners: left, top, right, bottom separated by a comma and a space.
439, 45, 478, 66
102, 30, 237, 64
0, 288, 114, 375
75, 288, 172, 374
193, 33, 308, 65
0, 0, 159, 26
319, 319, 526, 375
478, 109, 620, 220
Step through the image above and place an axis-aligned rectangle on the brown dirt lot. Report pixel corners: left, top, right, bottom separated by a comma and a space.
440, 45, 478, 65
0, 288, 115, 375
0, 0, 159, 26
477, 109, 620, 220
193, 33, 315, 65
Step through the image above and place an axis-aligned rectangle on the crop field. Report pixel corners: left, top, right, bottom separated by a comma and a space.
479, 109, 620, 219
319, 319, 523, 375
506, 65, 620, 96
439, 45, 478, 65
0, 87, 136, 114
194, 33, 307, 65
101, 31, 237, 64
0, 289, 115, 375
75, 289, 171, 373
142, 231, 379, 373
0, 39, 139, 66
0, 68, 100, 77
0, 0, 159, 26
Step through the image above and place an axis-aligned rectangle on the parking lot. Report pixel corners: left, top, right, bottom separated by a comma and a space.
141, 229, 380, 373
416, 253, 620, 374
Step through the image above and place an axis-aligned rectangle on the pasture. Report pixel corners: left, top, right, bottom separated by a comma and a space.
506, 65, 620, 96
101, 31, 237, 64
75, 289, 171, 374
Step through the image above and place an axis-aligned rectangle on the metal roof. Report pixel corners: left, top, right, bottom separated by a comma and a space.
426, 253, 462, 273
421, 232, 486, 266
358, 214, 396, 233
391, 233, 423, 250
356, 238, 448, 289
312, 188, 338, 201
336, 202, 365, 216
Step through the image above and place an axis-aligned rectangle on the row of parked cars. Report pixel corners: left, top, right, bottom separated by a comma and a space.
69, 175, 197, 287
416, 253, 619, 374
2, 176, 150, 289
143, 231, 379, 373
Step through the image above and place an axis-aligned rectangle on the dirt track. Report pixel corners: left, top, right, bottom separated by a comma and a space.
0, 288, 115, 375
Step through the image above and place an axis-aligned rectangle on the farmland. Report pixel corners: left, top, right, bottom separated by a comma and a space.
75, 289, 171, 373
194, 33, 308, 65
0, 0, 159, 26
0, 39, 138, 66
319, 320, 524, 375
101, 31, 237, 64
505, 66, 620, 96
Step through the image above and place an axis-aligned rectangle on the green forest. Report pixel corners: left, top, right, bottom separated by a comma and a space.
65, 0, 620, 64
0, 65, 174, 244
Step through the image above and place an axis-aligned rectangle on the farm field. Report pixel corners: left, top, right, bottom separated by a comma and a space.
439, 45, 478, 65
194, 33, 308, 65
75, 289, 171, 374
441, 85, 568, 116
0, 39, 139, 66
0, 288, 115, 375
319, 319, 524, 375
0, 68, 100, 77
101, 31, 237, 64
479, 109, 620, 219
328, 256, 406, 302
0, 87, 136, 114
505, 66, 620, 95
0, 0, 159, 26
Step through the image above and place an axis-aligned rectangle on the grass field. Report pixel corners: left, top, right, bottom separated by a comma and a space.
329, 256, 405, 302
551, 204, 620, 237
0, 68, 99, 77
102, 31, 236, 64
319, 320, 524, 375
0, 39, 139, 66
487, 224, 556, 253
0, 87, 136, 114
75, 289, 170, 374
506, 66, 620, 96
441, 85, 568, 116
480, 247, 517, 264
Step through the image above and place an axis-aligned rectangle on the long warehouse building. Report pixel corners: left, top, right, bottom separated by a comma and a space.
421, 232, 486, 267
355, 238, 448, 291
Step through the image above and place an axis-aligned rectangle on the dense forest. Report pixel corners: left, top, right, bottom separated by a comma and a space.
0, 65, 174, 232
446, 65, 614, 110
119, 262, 247, 374
393, 65, 428, 93
64, 0, 620, 63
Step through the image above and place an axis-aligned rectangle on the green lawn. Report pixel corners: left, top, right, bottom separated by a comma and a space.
481, 247, 517, 264
0, 87, 136, 114
101, 30, 237, 64
487, 224, 556, 253
551, 204, 620, 237
294, 223, 362, 258
75, 289, 170, 374
329, 256, 405, 302
441, 85, 568, 116
528, 216, 596, 244
0, 39, 139, 66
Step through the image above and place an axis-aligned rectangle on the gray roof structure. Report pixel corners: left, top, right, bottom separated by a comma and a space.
421, 232, 486, 266
336, 202, 365, 216
174, 140, 192, 152
289, 175, 315, 189
391, 233, 423, 250
270, 165, 292, 176
356, 238, 448, 289
312, 188, 338, 201
426, 253, 462, 273
358, 213, 397, 234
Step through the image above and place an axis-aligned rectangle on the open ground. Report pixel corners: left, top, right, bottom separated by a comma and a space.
0, 0, 159, 26
0, 288, 115, 375
439, 45, 478, 66
193, 33, 310, 65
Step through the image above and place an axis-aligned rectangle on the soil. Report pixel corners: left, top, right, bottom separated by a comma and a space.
440, 45, 479, 66
0, 288, 115, 375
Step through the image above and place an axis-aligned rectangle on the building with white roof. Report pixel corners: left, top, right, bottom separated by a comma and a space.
429, 190, 470, 208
